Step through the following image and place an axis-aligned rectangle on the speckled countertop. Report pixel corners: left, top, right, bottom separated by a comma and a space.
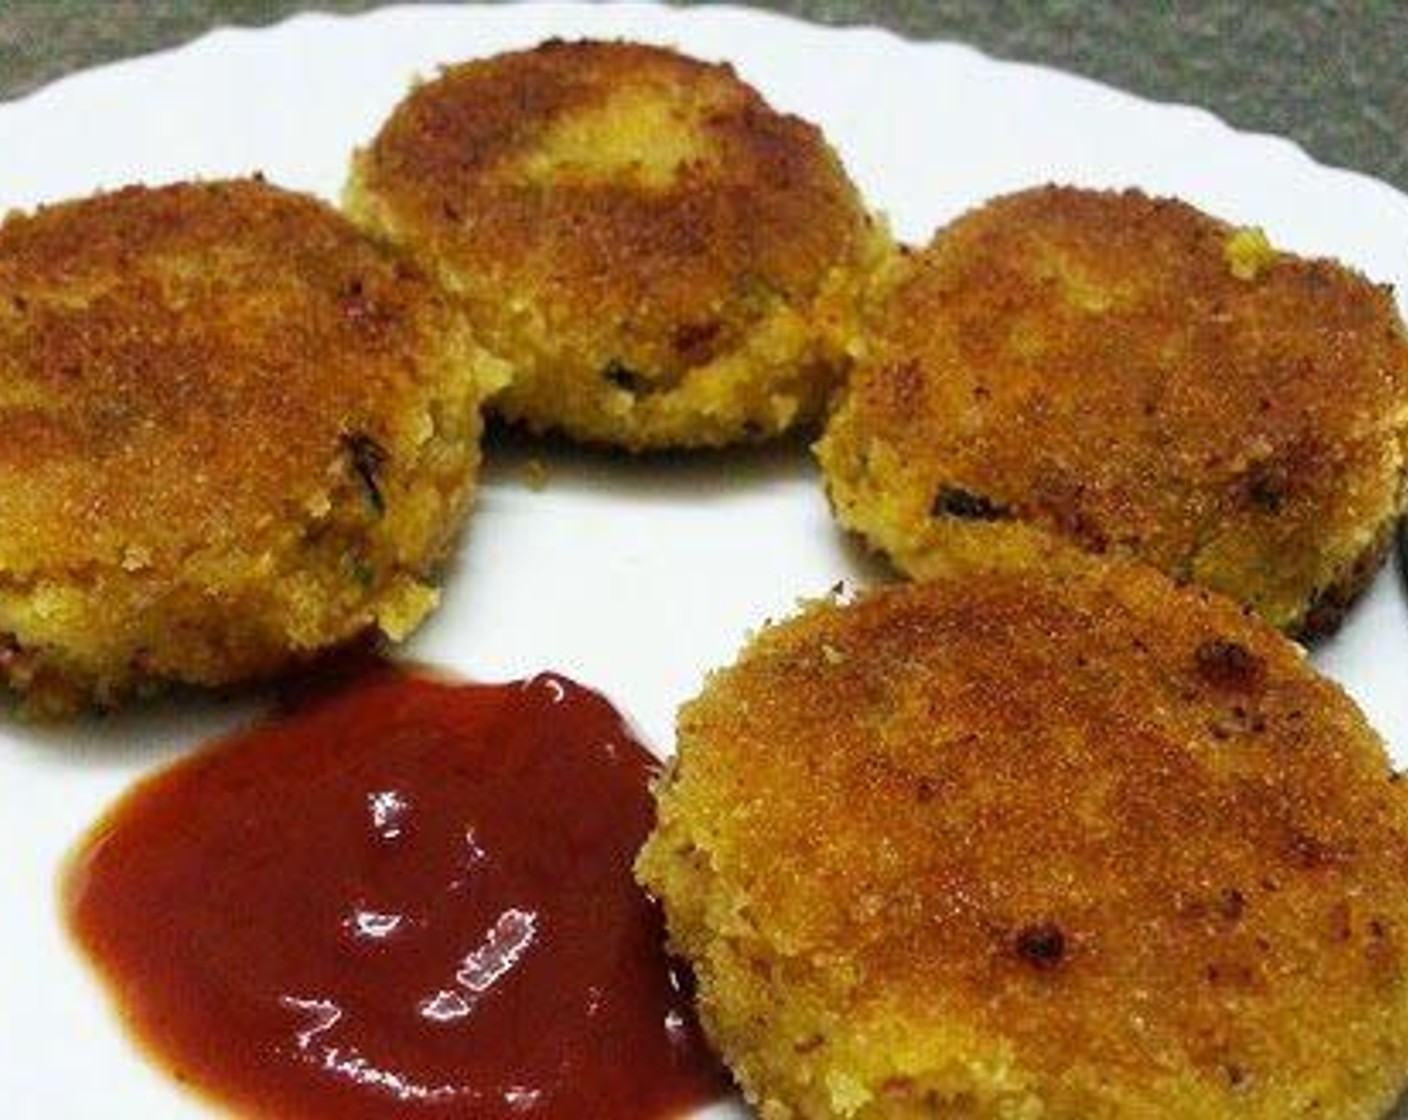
0, 1, 1404, 191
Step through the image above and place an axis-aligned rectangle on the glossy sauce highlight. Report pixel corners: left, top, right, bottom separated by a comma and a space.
65, 667, 726, 1118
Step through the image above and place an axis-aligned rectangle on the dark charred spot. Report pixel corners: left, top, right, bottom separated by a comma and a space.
11, 294, 27, 313
603, 359, 651, 395
1193, 638, 1266, 692
915, 778, 937, 803
792, 1034, 825, 1054
1224, 1063, 1249, 1089
1219, 888, 1246, 922
343, 432, 389, 515
1248, 477, 1285, 512
932, 485, 1010, 521
440, 199, 462, 222
672, 320, 722, 364
1014, 922, 1066, 970
1245, 463, 1288, 512
340, 277, 386, 327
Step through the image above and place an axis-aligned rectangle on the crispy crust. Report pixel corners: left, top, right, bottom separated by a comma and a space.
816, 186, 1408, 634
0, 179, 504, 712
639, 561, 1408, 1118
347, 39, 890, 449
1298, 517, 1398, 640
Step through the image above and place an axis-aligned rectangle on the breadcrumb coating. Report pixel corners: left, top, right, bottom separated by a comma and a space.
347, 38, 892, 450
0, 179, 506, 713
817, 186, 1408, 635
640, 561, 1408, 1119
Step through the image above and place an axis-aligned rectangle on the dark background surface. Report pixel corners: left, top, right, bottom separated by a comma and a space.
0, 1, 1405, 191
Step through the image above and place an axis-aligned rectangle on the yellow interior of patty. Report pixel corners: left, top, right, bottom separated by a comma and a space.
1225, 226, 1278, 280
510, 83, 723, 189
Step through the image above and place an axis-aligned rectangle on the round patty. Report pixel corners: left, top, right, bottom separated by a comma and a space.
346, 39, 891, 450
0, 179, 506, 714
816, 186, 1408, 636
639, 559, 1408, 1118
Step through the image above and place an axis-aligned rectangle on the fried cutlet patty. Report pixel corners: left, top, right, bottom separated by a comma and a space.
816, 186, 1408, 636
639, 561, 1408, 1119
0, 179, 506, 714
345, 39, 891, 450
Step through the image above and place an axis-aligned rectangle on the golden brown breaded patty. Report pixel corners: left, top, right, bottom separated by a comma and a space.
639, 561, 1408, 1119
816, 186, 1408, 636
346, 39, 891, 450
0, 179, 506, 714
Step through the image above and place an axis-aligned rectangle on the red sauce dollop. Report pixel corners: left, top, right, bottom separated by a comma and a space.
64, 667, 727, 1118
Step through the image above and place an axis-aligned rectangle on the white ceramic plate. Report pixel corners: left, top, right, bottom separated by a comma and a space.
1, 4, 1406, 1116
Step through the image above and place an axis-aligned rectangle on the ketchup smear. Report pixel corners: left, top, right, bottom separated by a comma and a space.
64, 666, 727, 1119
